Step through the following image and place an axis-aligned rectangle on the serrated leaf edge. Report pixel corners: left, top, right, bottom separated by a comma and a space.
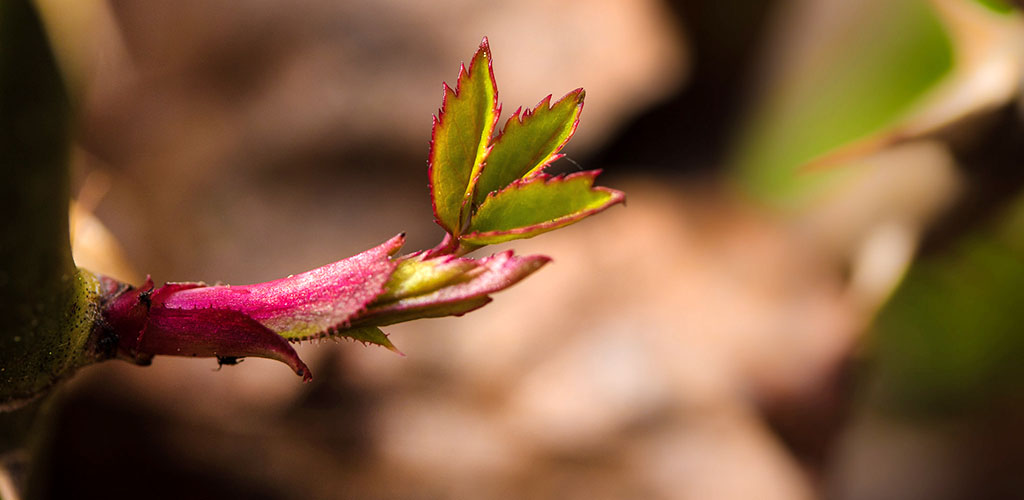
461, 170, 625, 243
274, 233, 406, 343
497, 89, 585, 179
427, 37, 500, 236
471, 89, 585, 208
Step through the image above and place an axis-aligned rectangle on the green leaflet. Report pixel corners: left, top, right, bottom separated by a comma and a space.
462, 171, 625, 245
356, 251, 549, 327
342, 326, 401, 354
471, 89, 585, 208
375, 254, 479, 302
426, 39, 622, 249
428, 38, 498, 235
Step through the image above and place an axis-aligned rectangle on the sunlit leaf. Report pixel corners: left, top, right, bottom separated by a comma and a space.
462, 170, 625, 245
471, 89, 585, 207
429, 38, 499, 235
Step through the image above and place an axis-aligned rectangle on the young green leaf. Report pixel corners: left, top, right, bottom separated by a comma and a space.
428, 37, 499, 236
375, 253, 479, 302
355, 251, 550, 327
471, 89, 585, 207
462, 170, 625, 245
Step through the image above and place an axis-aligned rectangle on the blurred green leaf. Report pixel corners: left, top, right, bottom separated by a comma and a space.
871, 196, 1024, 415
731, 0, 953, 207
974, 0, 1017, 15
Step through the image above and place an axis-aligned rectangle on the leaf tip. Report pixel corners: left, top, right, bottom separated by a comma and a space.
441, 82, 456, 100
369, 332, 404, 356
383, 232, 407, 255
603, 186, 627, 208
470, 37, 493, 70
521, 254, 554, 272
296, 364, 313, 383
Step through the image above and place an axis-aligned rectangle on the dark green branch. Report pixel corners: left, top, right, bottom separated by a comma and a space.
0, 0, 100, 410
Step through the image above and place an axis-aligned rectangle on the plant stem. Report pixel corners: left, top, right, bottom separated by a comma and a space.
0, 0, 101, 410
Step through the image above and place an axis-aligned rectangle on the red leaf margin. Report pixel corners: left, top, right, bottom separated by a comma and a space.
470, 88, 586, 207
427, 36, 501, 236
461, 170, 625, 245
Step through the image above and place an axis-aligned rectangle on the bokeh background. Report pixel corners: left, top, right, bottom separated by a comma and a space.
32, 0, 1024, 498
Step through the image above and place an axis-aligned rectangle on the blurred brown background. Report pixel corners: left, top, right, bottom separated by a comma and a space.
42, 0, 1024, 498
